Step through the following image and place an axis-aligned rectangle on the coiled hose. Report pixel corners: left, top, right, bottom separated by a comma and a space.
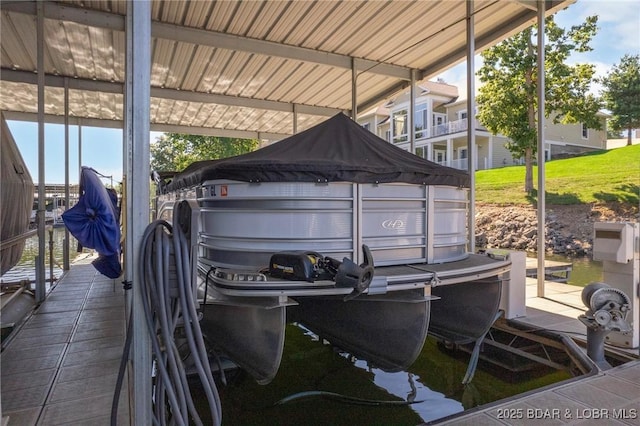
111, 216, 222, 425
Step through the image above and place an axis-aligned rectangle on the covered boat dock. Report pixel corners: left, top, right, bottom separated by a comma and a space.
1, 1, 580, 423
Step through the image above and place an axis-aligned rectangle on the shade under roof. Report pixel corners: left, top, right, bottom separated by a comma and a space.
0, 0, 575, 140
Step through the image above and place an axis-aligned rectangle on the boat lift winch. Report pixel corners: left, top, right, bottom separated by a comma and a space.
579, 282, 632, 370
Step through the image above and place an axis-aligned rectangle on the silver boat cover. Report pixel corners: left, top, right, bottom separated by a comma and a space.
166, 113, 470, 190
1, 113, 34, 274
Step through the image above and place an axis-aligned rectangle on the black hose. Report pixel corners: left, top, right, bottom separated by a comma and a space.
172, 212, 222, 424
110, 299, 133, 426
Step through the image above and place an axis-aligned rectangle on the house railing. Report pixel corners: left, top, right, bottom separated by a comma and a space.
436, 157, 489, 171
437, 158, 469, 170
431, 118, 485, 138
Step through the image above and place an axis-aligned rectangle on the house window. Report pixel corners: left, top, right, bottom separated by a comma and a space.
458, 111, 468, 121
582, 123, 589, 139
385, 129, 391, 142
362, 122, 370, 132
414, 103, 428, 139
392, 109, 408, 143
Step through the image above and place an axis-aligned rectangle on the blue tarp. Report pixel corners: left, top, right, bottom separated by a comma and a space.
62, 167, 121, 278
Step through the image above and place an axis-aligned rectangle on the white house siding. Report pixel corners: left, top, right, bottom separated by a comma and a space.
490, 138, 516, 167
357, 80, 609, 170
545, 116, 607, 158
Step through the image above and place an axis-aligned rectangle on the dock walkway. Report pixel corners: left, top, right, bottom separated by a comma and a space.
1, 260, 129, 425
436, 359, 640, 425
435, 278, 640, 425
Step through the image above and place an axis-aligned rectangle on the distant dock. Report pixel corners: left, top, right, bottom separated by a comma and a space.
525, 257, 572, 283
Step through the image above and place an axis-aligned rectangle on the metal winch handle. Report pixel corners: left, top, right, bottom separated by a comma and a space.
336, 245, 375, 301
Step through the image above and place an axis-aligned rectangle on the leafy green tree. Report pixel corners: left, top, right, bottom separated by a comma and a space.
601, 54, 640, 146
477, 15, 602, 193
150, 133, 259, 171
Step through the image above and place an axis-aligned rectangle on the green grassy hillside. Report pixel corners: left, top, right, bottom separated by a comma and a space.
475, 144, 640, 205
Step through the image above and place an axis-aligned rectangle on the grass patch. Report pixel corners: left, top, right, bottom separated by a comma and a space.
475, 144, 640, 205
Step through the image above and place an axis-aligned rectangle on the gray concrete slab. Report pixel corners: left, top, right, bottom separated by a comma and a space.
22, 311, 79, 329
433, 276, 640, 425
1, 368, 56, 393
1, 407, 41, 426
435, 361, 640, 425
1, 354, 61, 375
7, 330, 73, 350
38, 392, 129, 425
73, 319, 125, 342
77, 306, 124, 324
66, 334, 123, 353
56, 358, 121, 383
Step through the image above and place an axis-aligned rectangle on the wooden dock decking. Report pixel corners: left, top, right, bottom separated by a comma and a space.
1, 260, 129, 425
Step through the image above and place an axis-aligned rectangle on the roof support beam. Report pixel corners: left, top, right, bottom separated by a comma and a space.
358, 80, 411, 115
511, 0, 538, 11
417, 0, 569, 80
154, 22, 413, 80
1, 68, 342, 118
357, 2, 568, 118
1, 1, 413, 80
2, 111, 290, 141
150, 123, 288, 141
0, 1, 125, 31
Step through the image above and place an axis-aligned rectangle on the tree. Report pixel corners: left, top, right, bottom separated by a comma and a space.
601, 54, 640, 146
150, 133, 259, 171
477, 15, 602, 193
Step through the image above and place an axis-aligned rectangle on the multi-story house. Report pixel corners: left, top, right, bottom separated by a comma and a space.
358, 80, 608, 171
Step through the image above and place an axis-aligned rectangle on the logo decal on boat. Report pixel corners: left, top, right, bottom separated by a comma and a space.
382, 219, 405, 230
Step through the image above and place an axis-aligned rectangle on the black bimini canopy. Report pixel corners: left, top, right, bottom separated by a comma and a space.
167, 113, 470, 190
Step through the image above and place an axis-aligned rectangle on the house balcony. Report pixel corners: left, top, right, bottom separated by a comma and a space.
436, 157, 468, 170
431, 118, 485, 138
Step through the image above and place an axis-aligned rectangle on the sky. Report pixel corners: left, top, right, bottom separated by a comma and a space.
7, 0, 640, 185
435, 0, 640, 96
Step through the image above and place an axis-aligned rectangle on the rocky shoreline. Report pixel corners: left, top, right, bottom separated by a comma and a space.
474, 203, 639, 258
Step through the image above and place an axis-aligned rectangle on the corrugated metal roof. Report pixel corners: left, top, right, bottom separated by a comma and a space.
0, 0, 575, 140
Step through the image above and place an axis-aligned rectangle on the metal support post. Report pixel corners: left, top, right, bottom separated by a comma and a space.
466, 0, 476, 253
409, 69, 416, 154
63, 78, 70, 270
536, 0, 546, 297
125, 1, 152, 424
35, 1, 46, 304
351, 58, 358, 120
